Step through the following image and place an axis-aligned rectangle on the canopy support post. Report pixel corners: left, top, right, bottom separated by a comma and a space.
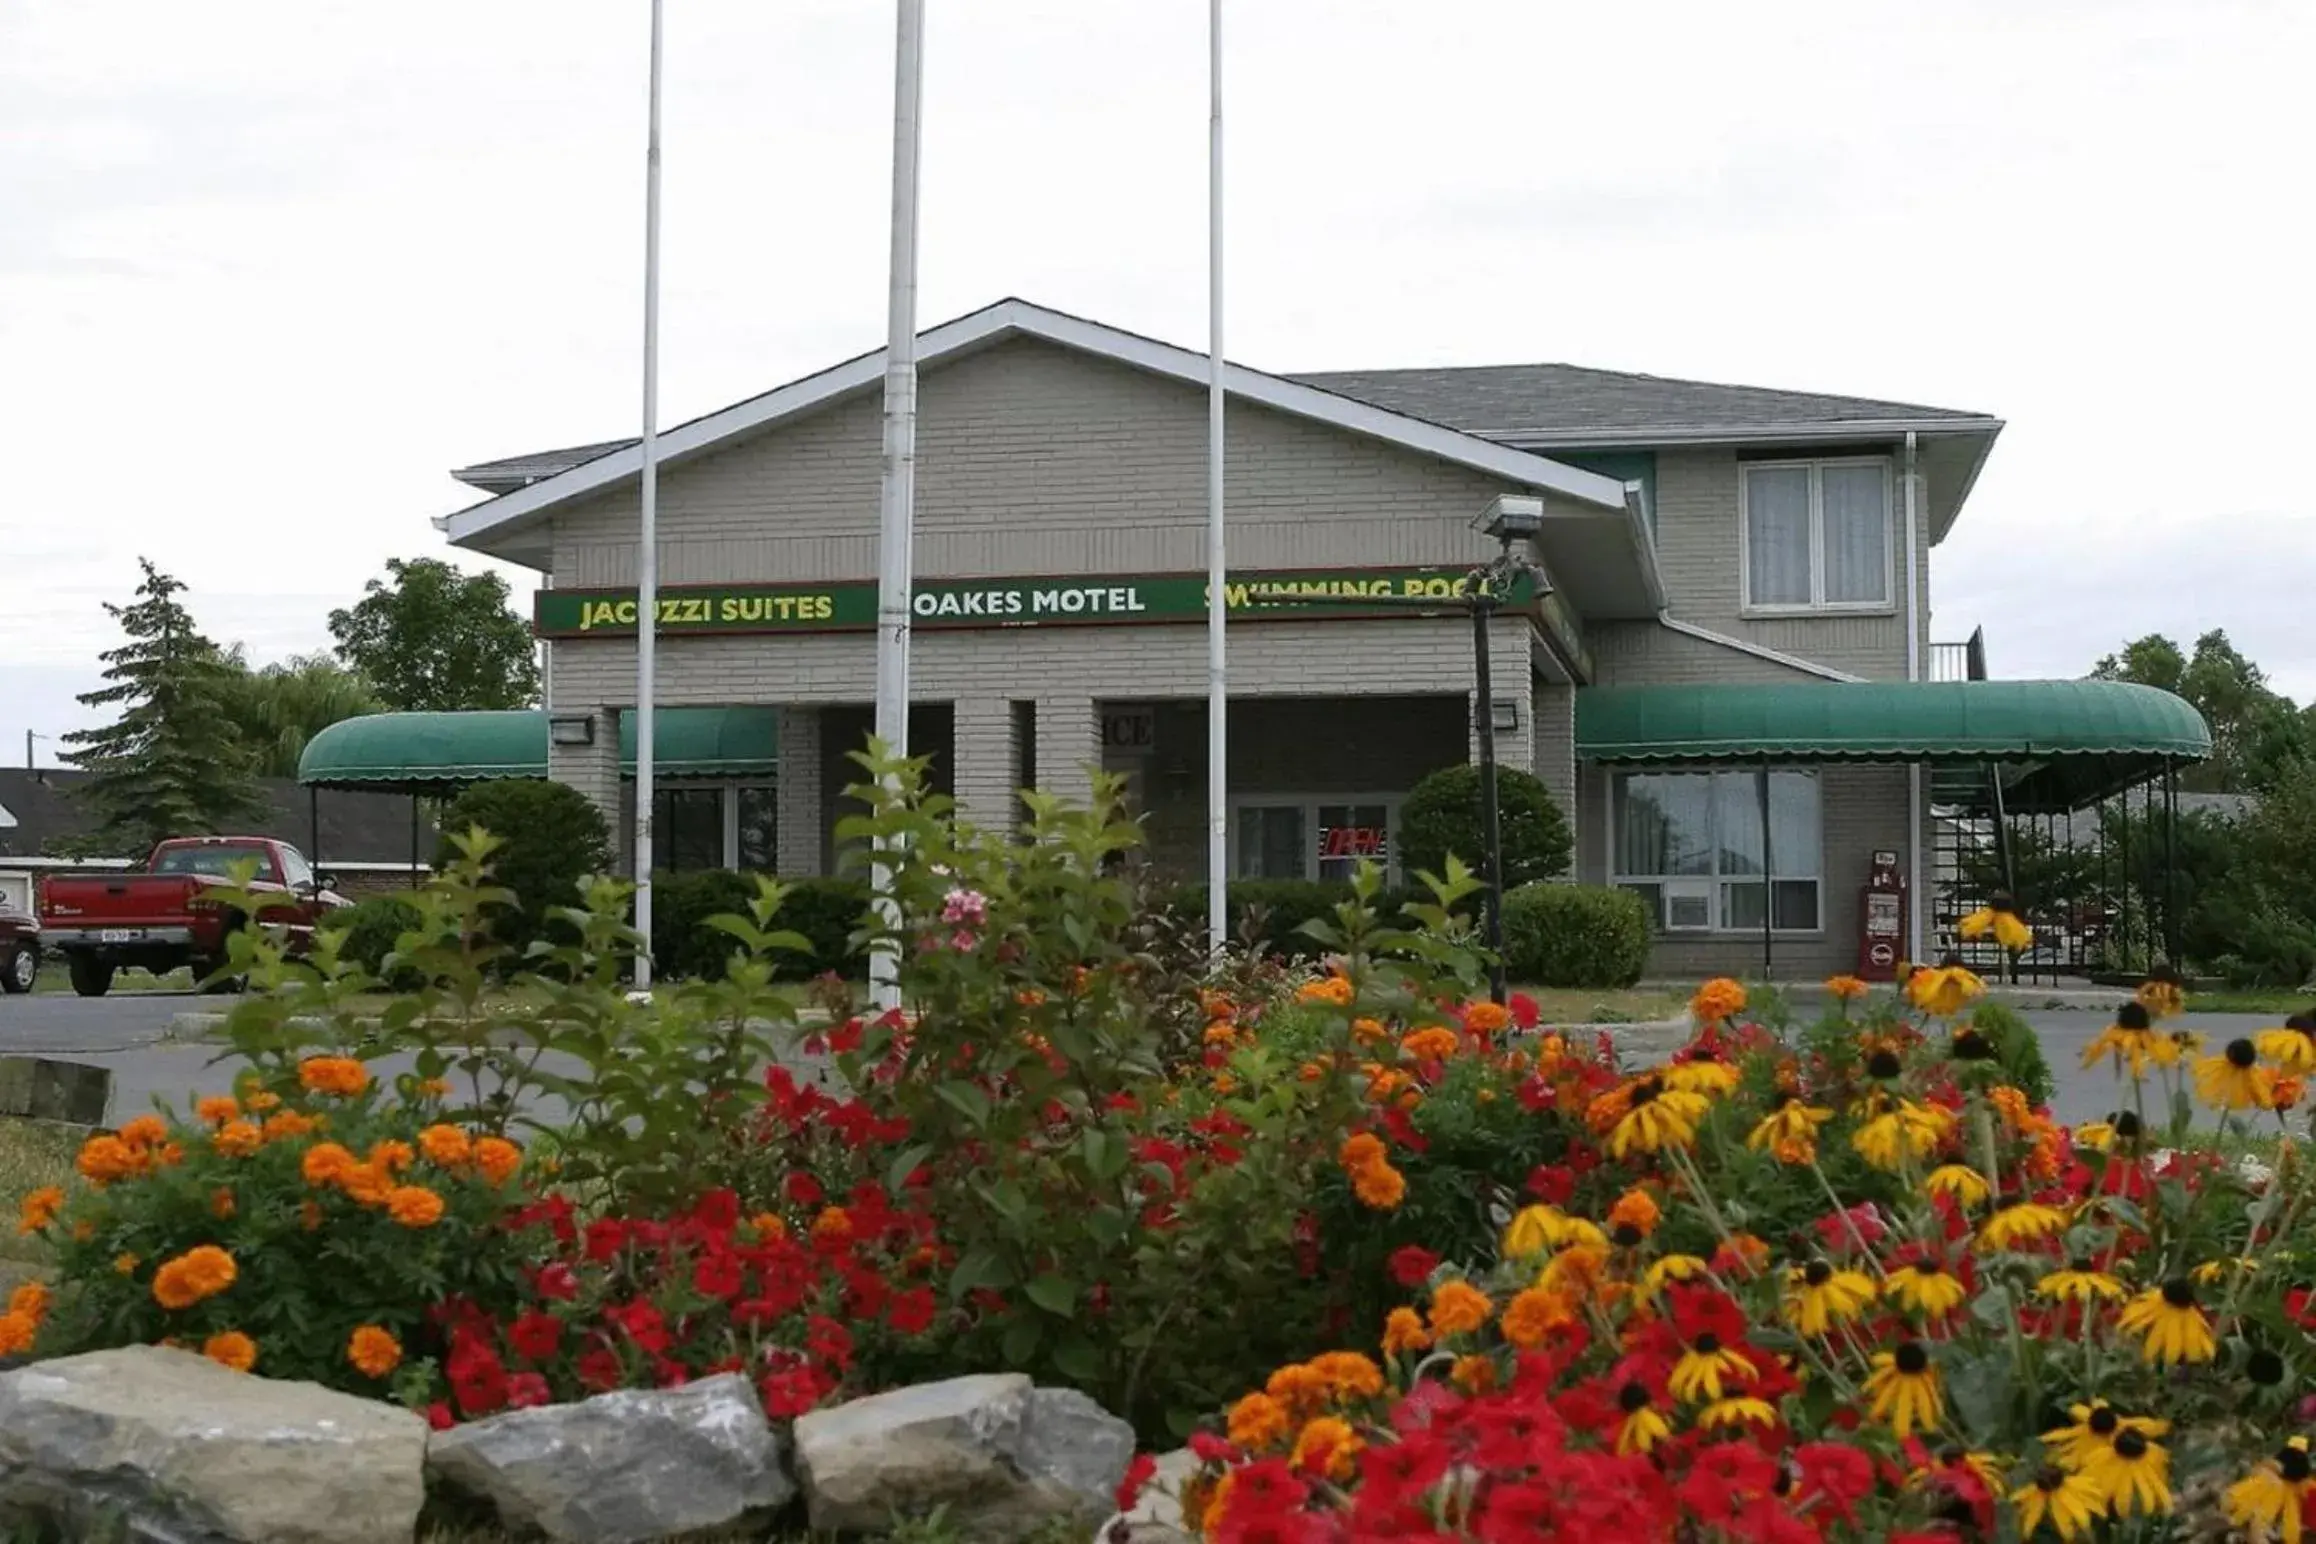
410, 795, 421, 890
2163, 756, 2180, 967
310, 786, 321, 872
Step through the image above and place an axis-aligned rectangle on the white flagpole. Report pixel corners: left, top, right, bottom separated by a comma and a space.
633, 0, 665, 987
870, 0, 926, 1012
1205, 0, 1228, 953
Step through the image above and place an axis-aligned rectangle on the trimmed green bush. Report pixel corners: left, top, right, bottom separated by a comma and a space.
1968, 1000, 2057, 1108
651, 870, 870, 981
323, 894, 424, 992
435, 778, 612, 957
1397, 764, 1572, 889
1499, 883, 1651, 988
776, 876, 871, 980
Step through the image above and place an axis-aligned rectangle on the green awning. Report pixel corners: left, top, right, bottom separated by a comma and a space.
1576, 680, 2209, 810
297, 708, 780, 789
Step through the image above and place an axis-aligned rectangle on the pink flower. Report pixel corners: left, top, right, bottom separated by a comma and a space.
940, 887, 988, 925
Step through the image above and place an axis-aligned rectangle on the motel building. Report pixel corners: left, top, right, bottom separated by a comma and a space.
304, 299, 2209, 980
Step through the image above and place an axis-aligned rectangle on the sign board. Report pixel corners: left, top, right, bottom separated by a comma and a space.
535, 565, 1542, 640
1319, 824, 1389, 860
1102, 707, 1156, 753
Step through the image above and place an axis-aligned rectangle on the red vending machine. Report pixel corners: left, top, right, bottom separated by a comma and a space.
1857, 848, 1907, 981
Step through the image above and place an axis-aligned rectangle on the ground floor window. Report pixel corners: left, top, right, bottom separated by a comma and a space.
637, 781, 778, 872
1230, 797, 1399, 882
1613, 768, 1822, 932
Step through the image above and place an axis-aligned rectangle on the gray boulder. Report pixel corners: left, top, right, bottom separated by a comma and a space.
794, 1374, 1135, 1540
425, 1373, 792, 1544
0, 1344, 426, 1544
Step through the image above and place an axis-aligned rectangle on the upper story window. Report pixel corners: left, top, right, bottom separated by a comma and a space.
1741, 457, 1892, 613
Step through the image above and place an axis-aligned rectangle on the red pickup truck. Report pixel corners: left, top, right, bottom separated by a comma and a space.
36, 837, 346, 997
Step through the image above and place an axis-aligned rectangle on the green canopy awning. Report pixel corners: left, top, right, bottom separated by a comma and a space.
297, 708, 780, 790
1575, 680, 2209, 810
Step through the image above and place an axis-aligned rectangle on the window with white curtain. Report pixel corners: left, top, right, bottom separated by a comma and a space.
1614, 770, 1822, 932
1741, 459, 1892, 611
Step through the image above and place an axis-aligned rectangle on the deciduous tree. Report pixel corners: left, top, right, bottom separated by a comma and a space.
328, 558, 540, 713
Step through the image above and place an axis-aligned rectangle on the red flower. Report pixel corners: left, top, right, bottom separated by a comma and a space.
448, 1340, 510, 1418
583, 1219, 629, 1263
608, 1301, 672, 1356
533, 1262, 580, 1302
785, 1173, 825, 1206
1358, 1436, 1451, 1511
1509, 992, 1540, 1029
887, 1286, 936, 1336
694, 1251, 746, 1301
1116, 1452, 1157, 1513
805, 1314, 854, 1372
1524, 1165, 1575, 1205
575, 1344, 626, 1392
426, 1402, 456, 1430
758, 1363, 832, 1419
1388, 1245, 1442, 1288
1669, 1283, 1751, 1348
506, 1372, 552, 1409
1187, 1430, 1237, 1463
1679, 1442, 1779, 1520
1792, 1442, 1875, 1523
506, 1311, 563, 1362
692, 1187, 740, 1234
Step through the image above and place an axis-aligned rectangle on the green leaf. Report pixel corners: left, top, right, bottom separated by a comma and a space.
886, 1143, 934, 1196
1003, 1313, 1043, 1365
934, 1082, 993, 1131
1049, 1331, 1102, 1383
1024, 1273, 1078, 1316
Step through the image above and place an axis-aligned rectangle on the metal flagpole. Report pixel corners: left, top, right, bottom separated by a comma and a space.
633, 0, 665, 988
1205, 0, 1228, 954
870, 0, 926, 1011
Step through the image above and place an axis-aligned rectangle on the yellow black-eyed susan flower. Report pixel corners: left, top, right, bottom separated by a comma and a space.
1919, 1446, 2006, 1498
2012, 1464, 2106, 1542
1852, 1099, 1954, 1172
2196, 1038, 2278, 1112
1978, 1201, 2069, 1252
2071, 1118, 2117, 1152
2042, 1402, 2168, 1470
1697, 1395, 1780, 1432
2116, 1277, 2217, 1365
1865, 1046, 1906, 1081
2137, 963, 2186, 1020
1906, 958, 1986, 1018
1949, 1025, 1999, 1063
1606, 1077, 1711, 1159
2225, 1436, 2316, 1544
1924, 1164, 1991, 1207
1784, 1260, 1877, 1337
1669, 1331, 1758, 1404
1663, 1057, 1740, 1097
1642, 1254, 1710, 1294
2082, 1001, 2166, 1076
1745, 1096, 1834, 1164
1884, 1259, 1969, 1318
1959, 892, 2033, 953
1863, 1340, 1944, 1439
2085, 1425, 2173, 1519
2036, 1258, 2126, 1306
2257, 1013, 2316, 1076
1615, 1379, 1671, 1456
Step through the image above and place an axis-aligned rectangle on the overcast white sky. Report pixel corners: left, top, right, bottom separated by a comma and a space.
4, 0, 2311, 766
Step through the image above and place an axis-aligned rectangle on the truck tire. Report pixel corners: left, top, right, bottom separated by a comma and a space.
68, 955, 114, 998
0, 944, 34, 994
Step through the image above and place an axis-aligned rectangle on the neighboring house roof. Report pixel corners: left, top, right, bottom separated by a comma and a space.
435, 297, 1645, 570
0, 769, 435, 865
1288, 362, 1996, 446
0, 799, 14, 831
452, 439, 639, 495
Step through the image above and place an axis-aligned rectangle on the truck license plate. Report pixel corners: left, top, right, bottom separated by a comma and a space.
97, 929, 139, 944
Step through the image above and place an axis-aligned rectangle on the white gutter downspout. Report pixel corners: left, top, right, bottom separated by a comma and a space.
1904, 430, 1925, 962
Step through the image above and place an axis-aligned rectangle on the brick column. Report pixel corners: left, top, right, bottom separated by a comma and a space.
548, 706, 623, 868
1466, 619, 1535, 773
951, 696, 1022, 837
1531, 682, 1577, 835
1034, 696, 1105, 807
775, 706, 823, 876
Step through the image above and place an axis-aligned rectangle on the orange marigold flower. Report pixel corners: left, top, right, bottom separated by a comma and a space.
301, 1142, 359, 1187
1400, 1026, 1460, 1061
1502, 1286, 1573, 1349
1451, 1354, 1498, 1394
1265, 1363, 1329, 1417
339, 1163, 393, 1207
112, 1252, 139, 1276
750, 1212, 788, 1241
386, 1186, 445, 1228
117, 1115, 169, 1148
1428, 1280, 1493, 1338
202, 1331, 258, 1374
11, 1282, 51, 1323
1296, 974, 1355, 1008
1202, 1021, 1239, 1048
210, 1187, 236, 1219
417, 1125, 472, 1169
2278, 1075, 2306, 1112
1381, 1307, 1432, 1355
1713, 1232, 1773, 1276
70, 1220, 94, 1242
151, 1245, 237, 1311
212, 1120, 263, 1159
1308, 1351, 1384, 1401
1691, 978, 1748, 1025
367, 1140, 414, 1174
1463, 1000, 1511, 1035
812, 1206, 853, 1243
347, 1324, 402, 1379
472, 1136, 522, 1186
1351, 1016, 1388, 1045
153, 1142, 185, 1169
1339, 1132, 1387, 1171
297, 1057, 370, 1097
195, 1095, 241, 1127
0, 1313, 35, 1357
243, 1090, 282, 1112
1351, 1161, 1406, 1210
1226, 1391, 1290, 1449
1824, 975, 1871, 1002
1290, 1415, 1362, 1481
75, 1135, 145, 1185
262, 1109, 319, 1141
1608, 1187, 1663, 1242
16, 1186, 64, 1236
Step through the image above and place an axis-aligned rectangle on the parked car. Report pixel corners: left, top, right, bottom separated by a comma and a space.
0, 906, 37, 994
35, 837, 345, 998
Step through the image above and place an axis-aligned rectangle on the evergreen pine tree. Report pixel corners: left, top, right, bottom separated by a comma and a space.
64, 559, 263, 852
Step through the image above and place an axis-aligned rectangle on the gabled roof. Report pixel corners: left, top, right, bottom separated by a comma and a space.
453, 439, 638, 495
434, 298, 1639, 563
1290, 362, 1999, 447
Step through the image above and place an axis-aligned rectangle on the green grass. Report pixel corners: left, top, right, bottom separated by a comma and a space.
28, 964, 198, 995
1508, 985, 1688, 1024
2182, 988, 2316, 1016
0, 1118, 76, 1300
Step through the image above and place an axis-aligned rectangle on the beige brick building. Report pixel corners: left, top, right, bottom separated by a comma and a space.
430, 298, 2040, 979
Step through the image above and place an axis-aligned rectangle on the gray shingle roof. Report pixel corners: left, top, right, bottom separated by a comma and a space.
453, 439, 637, 494
1288, 362, 1992, 446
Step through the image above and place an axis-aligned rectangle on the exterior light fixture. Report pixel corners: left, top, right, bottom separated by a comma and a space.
1476, 494, 1545, 543
549, 715, 596, 747
1492, 699, 1521, 733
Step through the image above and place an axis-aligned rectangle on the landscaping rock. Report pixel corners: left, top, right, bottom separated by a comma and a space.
424, 1373, 792, 1544
795, 1374, 1134, 1541
1091, 1446, 1199, 1544
0, 1344, 426, 1544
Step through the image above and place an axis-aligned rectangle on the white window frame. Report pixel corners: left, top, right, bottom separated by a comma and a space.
1226, 793, 1403, 883
638, 779, 780, 870
1610, 768, 1824, 936
1738, 456, 1895, 616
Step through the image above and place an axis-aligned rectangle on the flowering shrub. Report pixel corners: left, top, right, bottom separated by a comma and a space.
19, 1062, 530, 1399
1176, 971, 2316, 1542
